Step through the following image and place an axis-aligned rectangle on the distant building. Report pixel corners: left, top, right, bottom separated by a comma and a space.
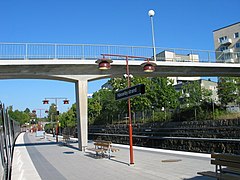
213, 22, 240, 111
156, 50, 201, 85
88, 94, 93, 98
213, 22, 240, 63
174, 79, 218, 103
156, 50, 199, 62
200, 79, 218, 102
101, 82, 112, 90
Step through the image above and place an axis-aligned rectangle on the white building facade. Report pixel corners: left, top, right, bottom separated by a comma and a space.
213, 22, 240, 63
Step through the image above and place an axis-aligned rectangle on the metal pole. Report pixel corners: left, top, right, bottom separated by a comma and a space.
150, 15, 156, 62
212, 100, 215, 120
25, 43, 28, 60
126, 56, 134, 165
55, 98, 59, 142
39, 109, 42, 119
54, 44, 57, 59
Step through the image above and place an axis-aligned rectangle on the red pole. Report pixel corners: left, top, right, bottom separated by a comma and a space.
126, 56, 134, 165
56, 122, 59, 142
55, 99, 59, 142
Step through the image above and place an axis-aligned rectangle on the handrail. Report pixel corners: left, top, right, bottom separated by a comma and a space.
0, 42, 239, 63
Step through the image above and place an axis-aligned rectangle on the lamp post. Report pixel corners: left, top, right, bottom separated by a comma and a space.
42, 97, 69, 142
32, 108, 48, 131
96, 54, 156, 165
148, 9, 157, 62
32, 108, 47, 119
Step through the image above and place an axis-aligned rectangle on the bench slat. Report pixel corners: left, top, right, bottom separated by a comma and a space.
212, 154, 240, 163
223, 167, 240, 175
220, 173, 240, 180
87, 148, 106, 153
94, 143, 110, 147
109, 147, 120, 152
211, 160, 240, 170
86, 141, 119, 159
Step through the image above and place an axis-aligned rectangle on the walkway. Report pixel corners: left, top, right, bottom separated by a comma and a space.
12, 132, 215, 180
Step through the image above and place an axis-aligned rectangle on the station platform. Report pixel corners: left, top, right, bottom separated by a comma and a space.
11, 132, 215, 180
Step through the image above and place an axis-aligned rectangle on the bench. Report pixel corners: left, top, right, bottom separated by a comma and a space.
62, 134, 70, 145
87, 140, 119, 159
197, 153, 240, 180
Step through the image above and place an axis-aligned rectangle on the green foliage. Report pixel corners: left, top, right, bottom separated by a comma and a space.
8, 106, 30, 125
131, 77, 152, 113
59, 104, 76, 128
87, 77, 182, 124
181, 81, 202, 107
89, 89, 119, 125
47, 103, 58, 122
218, 77, 238, 107
148, 77, 180, 111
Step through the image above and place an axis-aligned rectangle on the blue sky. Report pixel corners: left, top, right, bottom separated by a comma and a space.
0, 0, 239, 115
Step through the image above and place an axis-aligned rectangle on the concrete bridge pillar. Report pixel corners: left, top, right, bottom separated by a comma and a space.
75, 79, 88, 151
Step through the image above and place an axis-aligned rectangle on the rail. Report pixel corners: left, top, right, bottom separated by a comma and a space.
88, 133, 240, 142
0, 42, 239, 63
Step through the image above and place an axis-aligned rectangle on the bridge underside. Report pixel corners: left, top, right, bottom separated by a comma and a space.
0, 60, 240, 81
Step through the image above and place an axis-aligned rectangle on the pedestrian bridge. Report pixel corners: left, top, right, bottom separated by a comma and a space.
1, 42, 240, 152
0, 42, 240, 81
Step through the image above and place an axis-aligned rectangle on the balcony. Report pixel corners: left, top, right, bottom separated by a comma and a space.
223, 48, 234, 53
224, 58, 235, 63
220, 38, 232, 45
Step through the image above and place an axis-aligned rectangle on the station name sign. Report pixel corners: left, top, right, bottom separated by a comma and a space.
115, 84, 145, 100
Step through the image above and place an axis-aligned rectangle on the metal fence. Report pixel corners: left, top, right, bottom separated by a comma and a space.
0, 42, 239, 63
0, 103, 20, 180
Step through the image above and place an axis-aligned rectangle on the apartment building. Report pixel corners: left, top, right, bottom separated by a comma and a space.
174, 79, 218, 102
213, 22, 240, 63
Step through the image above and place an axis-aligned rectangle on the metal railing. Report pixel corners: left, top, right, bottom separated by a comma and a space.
0, 103, 20, 180
0, 42, 239, 63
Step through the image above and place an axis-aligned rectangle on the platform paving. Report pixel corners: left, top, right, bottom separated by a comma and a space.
12, 132, 215, 180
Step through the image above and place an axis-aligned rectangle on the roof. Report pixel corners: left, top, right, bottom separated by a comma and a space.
213, 22, 240, 32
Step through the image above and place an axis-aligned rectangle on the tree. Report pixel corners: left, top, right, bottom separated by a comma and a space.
91, 89, 119, 124
59, 104, 76, 128
180, 81, 213, 121
149, 77, 180, 110
109, 76, 180, 122
88, 97, 102, 124
181, 81, 202, 107
47, 103, 58, 122
218, 77, 238, 108
8, 106, 31, 125
234, 77, 240, 106
24, 108, 31, 114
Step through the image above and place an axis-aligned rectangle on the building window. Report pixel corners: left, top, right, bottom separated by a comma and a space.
236, 43, 240, 48
220, 46, 228, 51
234, 32, 239, 38
219, 36, 227, 43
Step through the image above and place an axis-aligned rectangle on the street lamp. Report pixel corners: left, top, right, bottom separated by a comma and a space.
96, 54, 155, 165
141, 58, 156, 72
42, 97, 69, 142
32, 108, 47, 119
96, 57, 113, 70
148, 9, 157, 62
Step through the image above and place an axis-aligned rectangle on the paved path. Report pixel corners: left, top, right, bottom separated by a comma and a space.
12, 132, 215, 180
